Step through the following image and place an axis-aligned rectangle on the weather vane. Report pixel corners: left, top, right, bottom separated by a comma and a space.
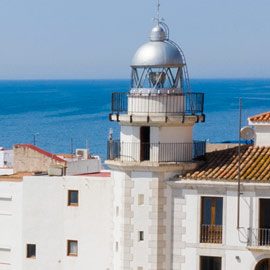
153, 0, 164, 24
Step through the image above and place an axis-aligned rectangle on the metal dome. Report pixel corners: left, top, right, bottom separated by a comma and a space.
131, 25, 184, 68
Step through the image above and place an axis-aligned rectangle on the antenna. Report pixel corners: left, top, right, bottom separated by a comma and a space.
154, 0, 163, 24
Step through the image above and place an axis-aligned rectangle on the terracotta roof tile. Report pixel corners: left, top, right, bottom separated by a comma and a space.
182, 145, 270, 181
249, 112, 270, 122
14, 144, 67, 164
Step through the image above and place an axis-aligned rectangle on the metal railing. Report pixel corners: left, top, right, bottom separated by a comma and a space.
111, 92, 204, 115
201, 224, 223, 244
248, 228, 270, 247
107, 140, 206, 162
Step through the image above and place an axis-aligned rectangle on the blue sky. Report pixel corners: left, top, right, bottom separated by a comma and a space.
0, 0, 270, 79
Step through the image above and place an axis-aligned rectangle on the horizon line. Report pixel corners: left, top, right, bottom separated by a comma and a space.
0, 77, 270, 81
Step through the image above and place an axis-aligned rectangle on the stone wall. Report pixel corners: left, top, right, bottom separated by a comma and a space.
13, 145, 66, 174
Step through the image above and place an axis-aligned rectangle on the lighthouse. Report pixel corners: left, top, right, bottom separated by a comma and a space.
106, 14, 205, 270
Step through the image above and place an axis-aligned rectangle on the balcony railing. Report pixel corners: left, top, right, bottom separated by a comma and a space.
107, 140, 206, 162
248, 228, 270, 247
111, 92, 204, 115
201, 224, 223, 244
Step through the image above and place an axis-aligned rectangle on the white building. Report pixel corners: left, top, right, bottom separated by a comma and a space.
0, 148, 13, 175
0, 15, 270, 270
0, 172, 113, 270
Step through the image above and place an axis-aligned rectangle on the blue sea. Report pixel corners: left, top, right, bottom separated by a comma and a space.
0, 79, 269, 163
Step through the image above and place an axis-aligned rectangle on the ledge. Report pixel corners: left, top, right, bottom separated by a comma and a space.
247, 245, 270, 252
109, 114, 205, 126
105, 160, 202, 172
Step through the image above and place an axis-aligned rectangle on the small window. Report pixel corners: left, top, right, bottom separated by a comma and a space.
68, 190, 78, 206
200, 256, 221, 270
138, 194, 144, 205
26, 244, 36, 258
139, 231, 144, 241
67, 240, 78, 256
138, 267, 143, 270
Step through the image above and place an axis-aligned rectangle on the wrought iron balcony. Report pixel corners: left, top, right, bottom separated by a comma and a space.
248, 228, 270, 248
107, 140, 206, 162
200, 224, 223, 244
110, 92, 204, 115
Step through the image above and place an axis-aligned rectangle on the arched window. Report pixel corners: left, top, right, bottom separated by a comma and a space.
255, 259, 270, 270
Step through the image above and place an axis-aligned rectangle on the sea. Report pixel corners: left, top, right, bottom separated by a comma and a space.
0, 79, 269, 164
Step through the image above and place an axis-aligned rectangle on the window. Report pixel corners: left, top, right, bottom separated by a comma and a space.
138, 267, 143, 270
67, 240, 78, 256
138, 194, 144, 205
68, 190, 78, 206
201, 197, 223, 244
200, 256, 221, 270
140, 126, 150, 161
26, 244, 36, 258
139, 231, 144, 241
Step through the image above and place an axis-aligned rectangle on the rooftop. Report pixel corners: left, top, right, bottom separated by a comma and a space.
249, 112, 270, 122
14, 144, 67, 164
181, 145, 270, 181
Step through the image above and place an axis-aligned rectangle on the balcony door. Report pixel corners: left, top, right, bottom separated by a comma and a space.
259, 199, 270, 245
140, 127, 150, 161
201, 197, 223, 244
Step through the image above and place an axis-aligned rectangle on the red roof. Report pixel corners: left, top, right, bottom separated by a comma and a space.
249, 112, 270, 122
182, 145, 270, 181
14, 144, 67, 164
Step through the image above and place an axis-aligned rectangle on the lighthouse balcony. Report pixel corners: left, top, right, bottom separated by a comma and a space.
109, 92, 205, 124
107, 140, 206, 163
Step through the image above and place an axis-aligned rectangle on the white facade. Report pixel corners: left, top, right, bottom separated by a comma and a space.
169, 179, 270, 270
252, 125, 270, 147
0, 174, 113, 270
0, 180, 23, 269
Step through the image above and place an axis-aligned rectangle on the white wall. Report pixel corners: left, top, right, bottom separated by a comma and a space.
66, 158, 101, 175
254, 125, 270, 146
171, 181, 270, 270
0, 181, 23, 270
22, 175, 113, 270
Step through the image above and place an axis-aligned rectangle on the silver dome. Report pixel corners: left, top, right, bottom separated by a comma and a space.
150, 25, 166, 41
131, 41, 183, 67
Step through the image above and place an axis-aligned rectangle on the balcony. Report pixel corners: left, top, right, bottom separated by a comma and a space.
110, 92, 204, 116
200, 224, 223, 244
107, 140, 206, 163
248, 228, 270, 250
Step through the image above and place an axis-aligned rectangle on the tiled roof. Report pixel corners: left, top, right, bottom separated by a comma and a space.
249, 112, 270, 122
182, 145, 270, 181
14, 144, 67, 164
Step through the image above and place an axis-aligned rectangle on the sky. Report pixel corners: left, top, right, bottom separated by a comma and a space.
0, 0, 270, 80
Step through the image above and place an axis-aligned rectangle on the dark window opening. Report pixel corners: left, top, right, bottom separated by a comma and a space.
255, 258, 270, 270
68, 190, 79, 206
140, 126, 150, 161
259, 199, 270, 245
200, 256, 221, 270
67, 240, 78, 256
26, 244, 36, 258
139, 231, 144, 241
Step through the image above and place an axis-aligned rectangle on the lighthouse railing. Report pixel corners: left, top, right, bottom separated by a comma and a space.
111, 92, 204, 115
107, 140, 206, 162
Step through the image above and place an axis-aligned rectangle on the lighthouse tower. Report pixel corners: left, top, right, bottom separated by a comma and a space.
106, 14, 205, 270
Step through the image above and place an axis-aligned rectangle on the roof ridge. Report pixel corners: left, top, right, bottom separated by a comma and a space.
14, 144, 67, 164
